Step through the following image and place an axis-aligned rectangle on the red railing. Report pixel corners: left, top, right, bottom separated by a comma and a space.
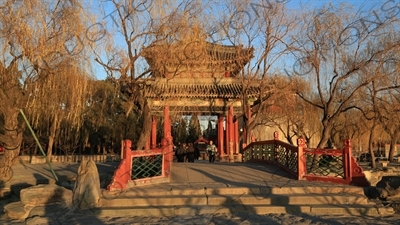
107, 138, 174, 191
243, 134, 369, 187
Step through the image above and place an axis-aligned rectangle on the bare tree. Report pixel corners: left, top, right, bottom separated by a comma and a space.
290, 4, 400, 148
207, 1, 296, 144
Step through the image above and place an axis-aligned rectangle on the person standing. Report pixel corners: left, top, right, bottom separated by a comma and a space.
206, 140, 217, 163
186, 143, 195, 163
176, 143, 186, 162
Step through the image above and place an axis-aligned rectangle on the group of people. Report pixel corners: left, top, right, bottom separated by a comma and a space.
175, 140, 218, 163
175, 142, 197, 162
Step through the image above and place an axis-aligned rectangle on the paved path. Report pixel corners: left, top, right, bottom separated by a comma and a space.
1, 160, 400, 224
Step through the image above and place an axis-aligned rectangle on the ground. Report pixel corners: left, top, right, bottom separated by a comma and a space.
1, 161, 400, 224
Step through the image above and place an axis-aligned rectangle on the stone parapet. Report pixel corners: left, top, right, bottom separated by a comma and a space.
19, 155, 121, 164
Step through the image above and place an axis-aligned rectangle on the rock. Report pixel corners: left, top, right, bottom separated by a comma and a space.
28, 203, 69, 218
3, 201, 33, 220
378, 176, 400, 201
0, 188, 11, 199
72, 159, 101, 210
25, 216, 51, 225
20, 184, 72, 206
363, 170, 383, 186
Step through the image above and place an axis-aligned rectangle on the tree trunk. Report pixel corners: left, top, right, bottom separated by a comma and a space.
0, 109, 23, 180
317, 118, 333, 149
310, 118, 333, 170
368, 126, 377, 168
136, 103, 152, 150
46, 114, 58, 162
389, 135, 399, 162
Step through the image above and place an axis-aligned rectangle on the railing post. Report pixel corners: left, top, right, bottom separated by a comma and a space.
273, 131, 279, 162
343, 139, 352, 183
274, 131, 279, 140
124, 140, 132, 181
297, 138, 306, 180
107, 139, 132, 191
161, 138, 171, 178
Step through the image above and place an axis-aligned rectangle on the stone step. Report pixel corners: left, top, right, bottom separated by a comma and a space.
103, 186, 365, 198
94, 204, 394, 217
99, 193, 369, 207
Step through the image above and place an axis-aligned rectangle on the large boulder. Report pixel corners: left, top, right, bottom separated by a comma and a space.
20, 184, 72, 206
376, 176, 400, 200
72, 159, 101, 210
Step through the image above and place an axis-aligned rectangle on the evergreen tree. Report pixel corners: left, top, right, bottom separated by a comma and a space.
188, 114, 202, 143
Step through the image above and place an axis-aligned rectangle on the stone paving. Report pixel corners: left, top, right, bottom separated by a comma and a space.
1, 160, 400, 224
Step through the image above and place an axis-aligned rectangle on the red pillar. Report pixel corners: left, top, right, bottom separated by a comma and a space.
163, 105, 173, 178
343, 139, 352, 183
163, 106, 172, 141
228, 106, 234, 157
151, 116, 157, 149
245, 105, 252, 144
225, 115, 229, 155
234, 118, 239, 154
218, 114, 224, 156
297, 138, 306, 180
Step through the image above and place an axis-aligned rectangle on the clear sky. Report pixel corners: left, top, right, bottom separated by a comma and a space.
90, 0, 387, 80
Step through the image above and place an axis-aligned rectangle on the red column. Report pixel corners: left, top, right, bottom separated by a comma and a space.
218, 114, 224, 156
163, 105, 173, 178
163, 106, 172, 141
245, 105, 252, 144
297, 138, 306, 180
228, 106, 234, 157
343, 139, 352, 183
225, 115, 229, 155
234, 118, 239, 154
151, 116, 157, 149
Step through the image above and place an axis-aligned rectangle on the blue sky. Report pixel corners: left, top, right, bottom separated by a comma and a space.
90, 0, 388, 80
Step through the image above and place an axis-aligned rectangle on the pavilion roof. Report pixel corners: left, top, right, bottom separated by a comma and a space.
142, 41, 254, 77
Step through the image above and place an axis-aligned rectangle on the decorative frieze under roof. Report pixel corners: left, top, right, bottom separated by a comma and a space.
142, 77, 261, 115
143, 77, 260, 99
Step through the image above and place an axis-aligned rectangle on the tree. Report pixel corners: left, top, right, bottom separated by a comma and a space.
188, 114, 202, 143
207, 1, 296, 144
290, 4, 400, 148
0, 0, 92, 178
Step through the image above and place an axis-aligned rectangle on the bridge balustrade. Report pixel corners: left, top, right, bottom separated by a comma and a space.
242, 134, 369, 187
108, 132, 369, 191
107, 138, 173, 191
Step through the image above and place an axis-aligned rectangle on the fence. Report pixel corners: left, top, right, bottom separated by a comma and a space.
19, 154, 120, 164
107, 138, 174, 191
242, 133, 369, 187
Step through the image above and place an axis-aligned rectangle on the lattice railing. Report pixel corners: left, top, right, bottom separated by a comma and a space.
131, 154, 163, 180
241, 135, 368, 186
107, 139, 173, 191
243, 142, 275, 161
242, 138, 299, 178
276, 144, 298, 174
304, 149, 344, 178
